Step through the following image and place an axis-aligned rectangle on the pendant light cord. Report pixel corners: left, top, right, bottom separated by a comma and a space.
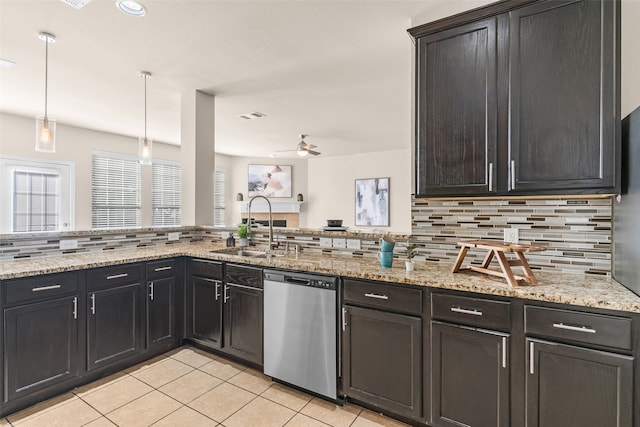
44, 37, 48, 120
144, 75, 147, 140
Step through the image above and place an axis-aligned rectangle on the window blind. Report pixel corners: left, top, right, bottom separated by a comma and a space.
214, 168, 225, 226
152, 161, 182, 226
92, 152, 140, 229
12, 170, 60, 232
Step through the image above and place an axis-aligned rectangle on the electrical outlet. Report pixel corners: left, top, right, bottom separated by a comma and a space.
168, 232, 180, 241
503, 228, 519, 244
59, 239, 78, 250
332, 238, 347, 248
347, 239, 361, 250
319, 237, 333, 248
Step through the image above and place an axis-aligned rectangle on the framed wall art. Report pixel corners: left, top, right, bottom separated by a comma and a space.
248, 164, 292, 198
355, 177, 389, 226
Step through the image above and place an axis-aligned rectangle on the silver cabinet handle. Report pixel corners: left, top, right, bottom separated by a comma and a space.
73, 297, 78, 320
510, 160, 516, 190
215, 283, 221, 301
224, 284, 229, 303
90, 293, 96, 315
32, 284, 61, 292
552, 322, 596, 334
529, 341, 535, 375
107, 273, 128, 280
488, 162, 494, 192
502, 336, 507, 369
364, 293, 388, 300
149, 282, 154, 301
451, 306, 483, 316
154, 266, 172, 272
342, 307, 347, 332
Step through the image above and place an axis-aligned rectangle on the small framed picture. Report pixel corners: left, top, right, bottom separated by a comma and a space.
248, 164, 292, 198
355, 177, 389, 226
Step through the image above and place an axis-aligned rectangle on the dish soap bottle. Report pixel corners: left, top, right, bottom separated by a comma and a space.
226, 232, 236, 247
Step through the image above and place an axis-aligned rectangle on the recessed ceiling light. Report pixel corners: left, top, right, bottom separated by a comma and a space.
0, 58, 16, 69
116, 0, 146, 16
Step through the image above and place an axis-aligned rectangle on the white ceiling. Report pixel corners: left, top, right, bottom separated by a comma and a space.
0, 0, 493, 158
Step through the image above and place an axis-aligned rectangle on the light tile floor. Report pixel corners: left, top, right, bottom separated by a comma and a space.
1, 346, 410, 427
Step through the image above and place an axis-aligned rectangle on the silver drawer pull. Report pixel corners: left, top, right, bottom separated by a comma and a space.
32, 284, 61, 292
451, 306, 483, 316
154, 266, 172, 272
552, 322, 596, 334
107, 273, 128, 280
364, 293, 388, 300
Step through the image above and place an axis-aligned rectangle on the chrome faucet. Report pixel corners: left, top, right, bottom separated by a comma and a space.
247, 195, 278, 250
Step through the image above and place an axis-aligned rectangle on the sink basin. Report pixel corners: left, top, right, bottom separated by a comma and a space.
211, 248, 283, 258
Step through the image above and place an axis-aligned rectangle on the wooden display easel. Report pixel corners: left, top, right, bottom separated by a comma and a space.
451, 240, 547, 287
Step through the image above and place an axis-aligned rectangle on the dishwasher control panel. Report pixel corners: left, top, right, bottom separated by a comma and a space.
264, 270, 338, 291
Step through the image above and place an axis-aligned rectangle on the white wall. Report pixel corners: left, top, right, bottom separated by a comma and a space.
622, 0, 640, 117
0, 112, 181, 230
307, 149, 411, 233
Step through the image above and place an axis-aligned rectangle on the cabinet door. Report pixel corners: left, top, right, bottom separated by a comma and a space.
147, 277, 175, 349
222, 283, 263, 366
4, 296, 79, 402
416, 17, 498, 197
431, 322, 509, 427
87, 283, 142, 371
189, 277, 223, 349
342, 305, 421, 419
526, 339, 633, 427
509, 0, 618, 193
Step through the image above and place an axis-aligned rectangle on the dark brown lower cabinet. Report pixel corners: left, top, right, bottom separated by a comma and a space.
4, 296, 79, 402
87, 283, 142, 371
222, 283, 263, 366
146, 277, 175, 349
431, 321, 510, 427
342, 305, 422, 419
526, 338, 634, 427
189, 277, 223, 348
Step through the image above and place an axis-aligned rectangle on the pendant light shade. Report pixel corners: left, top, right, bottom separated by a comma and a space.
35, 32, 56, 153
138, 71, 152, 165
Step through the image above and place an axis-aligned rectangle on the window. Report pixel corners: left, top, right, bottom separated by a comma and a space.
152, 161, 182, 226
91, 152, 140, 229
0, 156, 74, 233
214, 168, 225, 226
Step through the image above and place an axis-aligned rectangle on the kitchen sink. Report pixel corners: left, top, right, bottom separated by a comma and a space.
211, 248, 284, 258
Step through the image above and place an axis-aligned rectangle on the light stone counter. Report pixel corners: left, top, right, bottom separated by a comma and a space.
1, 242, 639, 314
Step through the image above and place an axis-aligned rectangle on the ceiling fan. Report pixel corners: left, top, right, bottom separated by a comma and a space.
275, 134, 321, 157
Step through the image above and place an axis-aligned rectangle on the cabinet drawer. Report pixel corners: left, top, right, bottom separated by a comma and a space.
432, 293, 510, 331
4, 272, 78, 306
525, 306, 632, 351
147, 259, 176, 280
87, 263, 142, 290
225, 264, 262, 289
343, 279, 422, 315
190, 258, 223, 280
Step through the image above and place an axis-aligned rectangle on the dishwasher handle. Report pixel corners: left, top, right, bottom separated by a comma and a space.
285, 277, 311, 286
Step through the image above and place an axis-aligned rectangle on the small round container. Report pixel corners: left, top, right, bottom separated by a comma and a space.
327, 219, 343, 227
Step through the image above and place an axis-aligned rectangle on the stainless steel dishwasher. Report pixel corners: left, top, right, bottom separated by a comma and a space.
263, 270, 340, 401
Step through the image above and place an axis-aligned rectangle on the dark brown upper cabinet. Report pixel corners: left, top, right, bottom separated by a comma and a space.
410, 0, 620, 198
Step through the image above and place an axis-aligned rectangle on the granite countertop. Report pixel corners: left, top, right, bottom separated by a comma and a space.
1, 242, 639, 314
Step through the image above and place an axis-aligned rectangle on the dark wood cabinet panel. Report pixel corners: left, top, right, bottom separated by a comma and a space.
87, 283, 142, 371
509, 0, 619, 193
411, 0, 620, 197
526, 339, 633, 427
146, 277, 175, 349
416, 17, 498, 197
431, 321, 509, 427
222, 283, 263, 366
189, 277, 223, 349
343, 305, 422, 419
4, 296, 79, 402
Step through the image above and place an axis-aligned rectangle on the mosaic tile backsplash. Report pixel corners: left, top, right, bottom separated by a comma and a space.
0, 196, 614, 276
411, 197, 613, 276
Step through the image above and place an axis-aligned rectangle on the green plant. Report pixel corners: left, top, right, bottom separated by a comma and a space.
237, 224, 250, 239
406, 242, 417, 260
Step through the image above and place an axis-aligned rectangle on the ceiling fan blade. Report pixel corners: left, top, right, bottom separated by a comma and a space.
307, 150, 321, 156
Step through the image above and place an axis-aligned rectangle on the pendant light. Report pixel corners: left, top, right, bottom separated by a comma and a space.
35, 32, 56, 153
138, 71, 152, 165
